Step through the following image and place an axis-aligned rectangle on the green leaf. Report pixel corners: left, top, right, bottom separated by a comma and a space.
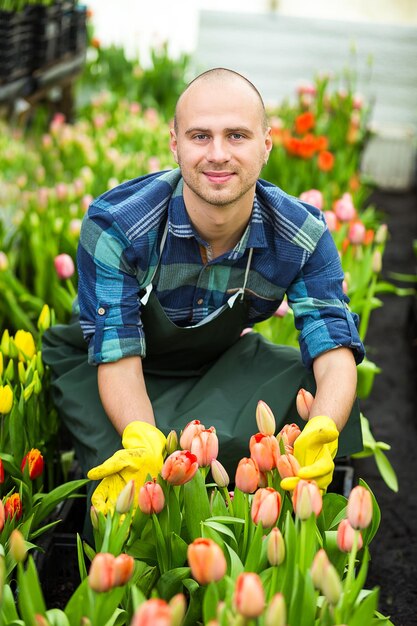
359, 480, 381, 546
205, 516, 245, 525
347, 587, 379, 626
224, 543, 244, 579
183, 469, 211, 541
203, 521, 238, 548
17, 558, 46, 626
169, 532, 189, 569
31, 479, 88, 527
45, 608, 71, 626
157, 566, 191, 600
182, 583, 204, 626
210, 490, 229, 517
0, 584, 21, 622
104, 608, 127, 626
374, 448, 398, 492
77, 533, 88, 580
345, 547, 371, 610
318, 493, 347, 533
244, 521, 264, 572
203, 581, 219, 624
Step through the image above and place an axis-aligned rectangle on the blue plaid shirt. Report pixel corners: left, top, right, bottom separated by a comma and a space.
77, 168, 365, 369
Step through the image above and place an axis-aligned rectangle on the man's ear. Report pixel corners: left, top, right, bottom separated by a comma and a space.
169, 128, 179, 164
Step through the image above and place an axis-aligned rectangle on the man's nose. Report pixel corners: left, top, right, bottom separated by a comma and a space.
206, 138, 230, 162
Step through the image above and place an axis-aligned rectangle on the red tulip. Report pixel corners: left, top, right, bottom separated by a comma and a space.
250, 433, 279, 472
292, 480, 322, 520
0, 458, 4, 484
337, 518, 363, 552
21, 448, 44, 480
234, 572, 265, 618
347, 485, 373, 529
179, 419, 205, 450
4, 493, 22, 520
187, 538, 227, 585
190, 427, 219, 466
130, 598, 172, 626
251, 487, 281, 528
138, 479, 165, 515
54, 253, 75, 279
161, 450, 198, 486
235, 457, 259, 493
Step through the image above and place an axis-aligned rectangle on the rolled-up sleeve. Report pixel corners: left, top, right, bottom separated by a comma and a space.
287, 227, 365, 369
77, 207, 146, 365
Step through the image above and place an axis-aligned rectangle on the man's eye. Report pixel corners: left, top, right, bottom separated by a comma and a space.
194, 134, 209, 140
230, 133, 244, 140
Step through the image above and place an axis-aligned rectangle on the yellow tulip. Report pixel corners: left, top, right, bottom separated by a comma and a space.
0, 385, 13, 414
37, 304, 51, 332
13, 330, 36, 362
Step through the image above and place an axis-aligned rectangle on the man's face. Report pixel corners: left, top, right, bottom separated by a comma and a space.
170, 79, 272, 211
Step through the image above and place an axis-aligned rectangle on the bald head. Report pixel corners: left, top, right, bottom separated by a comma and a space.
174, 68, 268, 132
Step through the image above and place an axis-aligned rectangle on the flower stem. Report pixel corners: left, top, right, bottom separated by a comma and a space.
341, 529, 359, 617
222, 486, 234, 516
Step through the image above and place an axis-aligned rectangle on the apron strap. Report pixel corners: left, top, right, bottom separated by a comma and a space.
232, 247, 253, 304
140, 220, 169, 305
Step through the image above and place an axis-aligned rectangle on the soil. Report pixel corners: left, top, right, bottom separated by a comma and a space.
355, 186, 417, 626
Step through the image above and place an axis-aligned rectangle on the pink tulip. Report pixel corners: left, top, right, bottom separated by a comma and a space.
256, 400, 276, 435
297, 81, 317, 96
88, 553, 115, 592
337, 518, 363, 552
138, 479, 165, 515
130, 598, 172, 626
267, 527, 285, 566
55, 182, 68, 201
292, 480, 322, 520
161, 450, 198, 486
296, 388, 315, 421
190, 427, 219, 466
299, 189, 324, 210
277, 423, 301, 448
324, 210, 338, 232
179, 419, 205, 450
333, 193, 356, 222
347, 485, 373, 529
235, 457, 260, 493
187, 538, 227, 585
234, 572, 265, 618
250, 433, 279, 472
251, 487, 281, 528
348, 220, 366, 244
54, 253, 75, 279
113, 554, 135, 586
276, 453, 300, 480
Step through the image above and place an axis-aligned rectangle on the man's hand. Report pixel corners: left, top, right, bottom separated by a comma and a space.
88, 421, 166, 515
281, 415, 339, 492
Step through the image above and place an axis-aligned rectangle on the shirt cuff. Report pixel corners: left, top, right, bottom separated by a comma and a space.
299, 316, 365, 370
87, 327, 146, 365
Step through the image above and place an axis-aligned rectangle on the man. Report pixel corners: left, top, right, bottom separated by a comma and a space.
43, 68, 364, 513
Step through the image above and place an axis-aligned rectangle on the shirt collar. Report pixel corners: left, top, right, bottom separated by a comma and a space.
167, 174, 267, 259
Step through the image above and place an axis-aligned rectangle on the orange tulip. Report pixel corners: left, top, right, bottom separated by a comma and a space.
235, 457, 260, 493
337, 518, 363, 552
234, 572, 265, 618
0, 499, 4, 533
21, 448, 44, 480
251, 487, 281, 528
292, 480, 322, 520
138, 479, 165, 515
88, 553, 115, 592
347, 485, 373, 529
317, 150, 335, 172
250, 433, 279, 472
295, 388, 314, 421
130, 598, 172, 626
295, 111, 315, 135
113, 553, 135, 586
187, 538, 227, 585
4, 493, 22, 520
277, 423, 301, 449
276, 453, 300, 480
161, 450, 198, 486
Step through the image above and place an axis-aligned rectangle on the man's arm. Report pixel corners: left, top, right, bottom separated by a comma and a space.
98, 356, 155, 435
310, 346, 357, 432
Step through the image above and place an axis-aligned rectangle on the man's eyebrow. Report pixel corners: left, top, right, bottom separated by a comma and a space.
184, 127, 255, 136
184, 127, 210, 136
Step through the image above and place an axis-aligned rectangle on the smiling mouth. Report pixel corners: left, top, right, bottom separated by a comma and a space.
203, 172, 235, 184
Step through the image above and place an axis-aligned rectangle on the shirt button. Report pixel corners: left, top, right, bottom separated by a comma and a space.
197, 298, 203, 305
97, 307, 106, 315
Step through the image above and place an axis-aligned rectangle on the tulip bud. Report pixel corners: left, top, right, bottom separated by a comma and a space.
321, 561, 342, 606
190, 427, 219, 466
277, 423, 302, 450
276, 453, 300, 480
54, 253, 75, 279
34, 616, 49, 626
169, 593, 187, 626
0, 384, 13, 414
0, 352, 3, 378
251, 487, 282, 528
374, 223, 388, 244
250, 433, 279, 472
265, 593, 286, 626
9, 529, 27, 563
1, 330, 10, 356
256, 400, 276, 435
296, 388, 314, 421
211, 459, 229, 488
235, 457, 260, 493
90, 505, 99, 530
37, 304, 51, 332
4, 360, 14, 382
14, 330, 36, 361
267, 527, 285, 566
166, 429, 179, 455
161, 450, 199, 486
187, 538, 227, 585
36, 351, 45, 377
292, 480, 322, 520
23, 382, 35, 402
138, 479, 165, 514
88, 553, 115, 592
0, 251, 8, 271
130, 599, 172, 626
80, 619, 92, 626
113, 553, 135, 586
233, 572, 265, 618
179, 419, 205, 450
347, 485, 373, 529
311, 548, 329, 590
372, 249, 382, 273
18, 361, 26, 384
0, 460, 4, 485
337, 518, 363, 552
116, 479, 135, 513
21, 448, 44, 480
0, 500, 5, 532
33, 371, 42, 395
4, 493, 22, 521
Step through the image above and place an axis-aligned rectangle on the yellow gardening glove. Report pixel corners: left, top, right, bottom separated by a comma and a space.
87, 421, 166, 515
280, 415, 339, 492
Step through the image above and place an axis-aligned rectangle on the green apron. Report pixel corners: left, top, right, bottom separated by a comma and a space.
42, 236, 362, 483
